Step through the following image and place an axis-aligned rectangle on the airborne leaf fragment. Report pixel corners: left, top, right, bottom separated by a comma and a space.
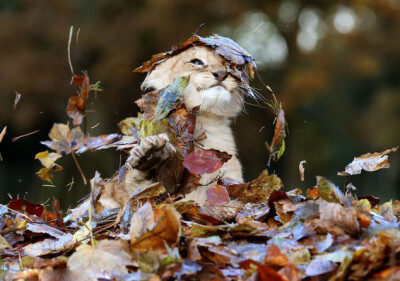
338, 146, 398, 176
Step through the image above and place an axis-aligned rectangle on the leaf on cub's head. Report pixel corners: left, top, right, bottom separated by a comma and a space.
41, 123, 84, 155
153, 76, 189, 121
134, 34, 256, 84
183, 149, 232, 175
338, 146, 398, 176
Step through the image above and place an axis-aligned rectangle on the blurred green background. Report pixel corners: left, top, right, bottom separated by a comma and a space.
0, 0, 399, 209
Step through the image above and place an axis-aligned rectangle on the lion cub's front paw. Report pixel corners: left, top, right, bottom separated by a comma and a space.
127, 134, 175, 171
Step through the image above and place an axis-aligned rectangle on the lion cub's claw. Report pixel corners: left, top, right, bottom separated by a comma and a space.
127, 134, 175, 171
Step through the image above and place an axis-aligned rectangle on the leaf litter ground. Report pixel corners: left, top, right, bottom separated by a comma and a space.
1, 33, 400, 281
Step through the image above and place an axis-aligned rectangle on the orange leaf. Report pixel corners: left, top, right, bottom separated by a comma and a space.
265, 245, 289, 267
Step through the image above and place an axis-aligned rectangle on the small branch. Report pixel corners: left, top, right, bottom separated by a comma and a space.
71, 152, 87, 185
12, 129, 40, 142
68, 26, 74, 76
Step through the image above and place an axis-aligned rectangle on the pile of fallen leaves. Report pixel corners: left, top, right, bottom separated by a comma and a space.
1, 165, 400, 280
1, 33, 400, 281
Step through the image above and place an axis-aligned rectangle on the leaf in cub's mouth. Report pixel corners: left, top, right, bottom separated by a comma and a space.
153, 76, 190, 121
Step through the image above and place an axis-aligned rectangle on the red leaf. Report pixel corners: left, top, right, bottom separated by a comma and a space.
8, 199, 44, 217
206, 185, 230, 205
183, 149, 231, 175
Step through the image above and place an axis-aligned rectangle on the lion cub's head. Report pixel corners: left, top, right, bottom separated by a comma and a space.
136, 35, 256, 118
141, 46, 242, 117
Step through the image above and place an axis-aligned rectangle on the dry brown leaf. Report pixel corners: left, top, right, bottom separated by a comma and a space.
23, 233, 74, 257
227, 170, 283, 203
206, 185, 230, 205
338, 146, 398, 176
265, 245, 289, 267
315, 201, 359, 236
67, 240, 133, 279
130, 203, 181, 252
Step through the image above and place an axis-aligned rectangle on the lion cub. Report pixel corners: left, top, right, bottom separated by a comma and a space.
95, 35, 256, 209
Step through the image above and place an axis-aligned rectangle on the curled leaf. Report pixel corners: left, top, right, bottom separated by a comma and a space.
338, 146, 398, 176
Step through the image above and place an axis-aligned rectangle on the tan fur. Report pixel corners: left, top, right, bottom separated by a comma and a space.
142, 46, 244, 204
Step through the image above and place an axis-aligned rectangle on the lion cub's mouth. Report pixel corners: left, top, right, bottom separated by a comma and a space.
210, 83, 227, 90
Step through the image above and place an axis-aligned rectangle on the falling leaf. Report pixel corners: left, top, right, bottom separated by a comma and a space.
153, 76, 189, 121
14, 92, 21, 110
36, 165, 63, 183
227, 170, 283, 203
265, 95, 287, 164
299, 160, 306, 182
338, 146, 398, 176
67, 71, 91, 126
0, 126, 7, 142
35, 151, 61, 168
183, 149, 232, 175
41, 123, 84, 155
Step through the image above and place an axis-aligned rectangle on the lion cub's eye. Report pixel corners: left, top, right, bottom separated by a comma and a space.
190, 59, 205, 66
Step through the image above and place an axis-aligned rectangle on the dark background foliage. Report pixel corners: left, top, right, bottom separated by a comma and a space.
0, 0, 399, 209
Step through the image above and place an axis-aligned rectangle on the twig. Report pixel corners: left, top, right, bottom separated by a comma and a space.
71, 152, 87, 185
11, 129, 40, 142
68, 26, 74, 76
76, 27, 81, 44
0, 203, 33, 221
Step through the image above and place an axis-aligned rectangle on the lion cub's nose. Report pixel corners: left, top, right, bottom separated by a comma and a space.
212, 70, 228, 82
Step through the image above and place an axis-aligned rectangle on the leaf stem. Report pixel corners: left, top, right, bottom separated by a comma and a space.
71, 152, 87, 185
